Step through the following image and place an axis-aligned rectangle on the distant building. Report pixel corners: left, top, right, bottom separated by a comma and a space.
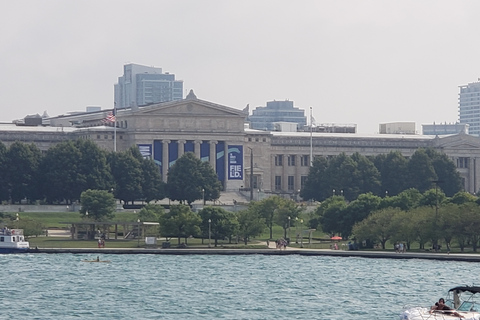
114, 63, 183, 109
379, 122, 416, 135
248, 100, 306, 131
300, 123, 357, 134
422, 122, 469, 135
459, 80, 480, 136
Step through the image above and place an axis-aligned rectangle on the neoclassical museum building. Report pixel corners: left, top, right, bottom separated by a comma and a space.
2, 90, 480, 195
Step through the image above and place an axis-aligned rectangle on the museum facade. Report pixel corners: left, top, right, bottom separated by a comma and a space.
2, 91, 480, 195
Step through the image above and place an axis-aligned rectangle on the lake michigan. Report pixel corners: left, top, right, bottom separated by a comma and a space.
2, 253, 478, 319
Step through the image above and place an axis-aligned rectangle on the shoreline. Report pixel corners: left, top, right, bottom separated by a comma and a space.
27, 247, 480, 262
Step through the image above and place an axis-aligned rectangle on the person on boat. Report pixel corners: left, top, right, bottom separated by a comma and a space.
96, 256, 100, 262
431, 298, 464, 318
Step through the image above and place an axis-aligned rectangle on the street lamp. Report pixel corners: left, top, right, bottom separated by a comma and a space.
202, 188, 205, 205
208, 219, 211, 248
300, 219, 304, 248
385, 190, 388, 197
16, 213, 19, 221
287, 216, 291, 240
137, 219, 141, 247
332, 189, 335, 197
295, 217, 299, 243
340, 190, 344, 197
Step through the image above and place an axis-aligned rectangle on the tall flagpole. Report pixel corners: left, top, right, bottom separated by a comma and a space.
310, 106, 313, 166
113, 103, 117, 152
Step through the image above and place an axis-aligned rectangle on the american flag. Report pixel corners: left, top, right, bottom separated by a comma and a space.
102, 111, 116, 123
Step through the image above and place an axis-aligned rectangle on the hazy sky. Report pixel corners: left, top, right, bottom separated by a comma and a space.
2, 1, 480, 133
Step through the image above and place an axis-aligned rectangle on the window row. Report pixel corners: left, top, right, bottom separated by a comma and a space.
274, 175, 308, 191
275, 155, 310, 166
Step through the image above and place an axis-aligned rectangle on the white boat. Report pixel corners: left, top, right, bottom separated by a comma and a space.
0, 228, 29, 253
400, 286, 480, 319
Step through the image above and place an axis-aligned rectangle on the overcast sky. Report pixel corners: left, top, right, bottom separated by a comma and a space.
1, 1, 480, 133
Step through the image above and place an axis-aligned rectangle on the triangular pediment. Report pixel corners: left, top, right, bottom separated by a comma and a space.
135, 98, 246, 118
436, 134, 480, 149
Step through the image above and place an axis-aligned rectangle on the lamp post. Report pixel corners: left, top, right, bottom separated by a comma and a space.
385, 190, 388, 197
332, 189, 335, 197
340, 190, 344, 197
137, 219, 140, 247
208, 218, 211, 248
16, 213, 19, 221
287, 216, 291, 240
295, 217, 299, 243
300, 219, 304, 248
202, 188, 205, 206
247, 147, 254, 201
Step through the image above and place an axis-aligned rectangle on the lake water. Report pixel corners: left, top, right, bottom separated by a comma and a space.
2, 253, 480, 319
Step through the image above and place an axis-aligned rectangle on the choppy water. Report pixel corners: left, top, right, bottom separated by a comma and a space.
2, 253, 480, 319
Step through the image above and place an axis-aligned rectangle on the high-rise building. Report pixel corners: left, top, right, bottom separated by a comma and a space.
248, 100, 306, 131
114, 63, 183, 109
459, 80, 480, 136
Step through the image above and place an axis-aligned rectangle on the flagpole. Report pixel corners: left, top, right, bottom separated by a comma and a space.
310, 106, 313, 167
113, 103, 117, 152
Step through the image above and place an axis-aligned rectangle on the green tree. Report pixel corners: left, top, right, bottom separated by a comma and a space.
425, 149, 463, 197
409, 206, 435, 250
141, 158, 166, 203
199, 161, 222, 203
199, 207, 238, 246
326, 153, 360, 201
374, 151, 409, 196
407, 149, 437, 193
237, 209, 266, 245
352, 208, 400, 249
351, 153, 381, 196
0, 142, 9, 202
382, 188, 422, 211
341, 192, 382, 238
418, 188, 447, 208
109, 148, 143, 204
6, 142, 42, 203
449, 191, 477, 205
315, 196, 348, 237
272, 198, 303, 240
167, 152, 221, 204
248, 196, 283, 239
300, 156, 329, 201
80, 189, 116, 221
158, 204, 201, 245
13, 218, 45, 238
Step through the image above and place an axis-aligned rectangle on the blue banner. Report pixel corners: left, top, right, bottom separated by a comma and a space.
138, 144, 152, 159
153, 140, 162, 174
228, 145, 243, 180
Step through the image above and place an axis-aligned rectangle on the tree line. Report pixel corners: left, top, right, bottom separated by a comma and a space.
0, 141, 222, 205
300, 148, 463, 202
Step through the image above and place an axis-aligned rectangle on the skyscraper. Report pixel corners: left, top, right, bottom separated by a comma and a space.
459, 80, 480, 136
114, 63, 183, 109
248, 100, 307, 131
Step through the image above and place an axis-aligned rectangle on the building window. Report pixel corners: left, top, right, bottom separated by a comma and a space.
275, 176, 282, 190
301, 176, 307, 188
262, 138, 266, 142
275, 155, 283, 166
288, 155, 296, 166
104, 135, 108, 139
301, 155, 309, 166
458, 157, 469, 168
288, 176, 294, 190
97, 135, 100, 139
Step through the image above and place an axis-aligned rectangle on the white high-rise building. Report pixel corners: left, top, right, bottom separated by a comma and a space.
114, 63, 183, 109
459, 80, 480, 136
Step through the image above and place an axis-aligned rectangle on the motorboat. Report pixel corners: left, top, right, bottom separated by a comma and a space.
0, 228, 29, 253
400, 286, 480, 319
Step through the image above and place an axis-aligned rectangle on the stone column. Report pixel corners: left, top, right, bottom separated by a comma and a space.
178, 140, 186, 158
194, 140, 202, 159
209, 140, 218, 168
162, 140, 170, 182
